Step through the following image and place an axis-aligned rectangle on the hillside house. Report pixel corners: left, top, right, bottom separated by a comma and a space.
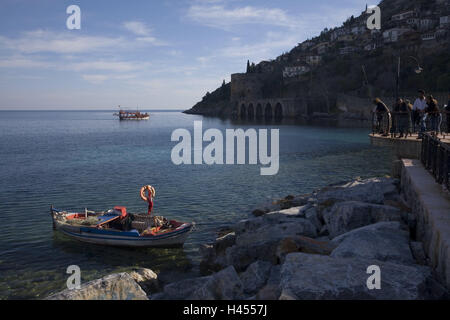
312, 42, 330, 55
282, 65, 310, 78
305, 55, 322, 66
419, 19, 437, 31
383, 27, 412, 42
392, 10, 417, 21
422, 32, 436, 41
339, 46, 357, 55
440, 15, 450, 27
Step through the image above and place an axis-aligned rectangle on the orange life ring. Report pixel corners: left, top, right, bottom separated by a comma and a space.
140, 185, 155, 202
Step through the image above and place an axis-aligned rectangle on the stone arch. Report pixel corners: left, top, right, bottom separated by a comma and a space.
232, 103, 239, 120
275, 103, 283, 121
256, 103, 263, 120
240, 103, 247, 120
248, 103, 254, 120
265, 103, 273, 120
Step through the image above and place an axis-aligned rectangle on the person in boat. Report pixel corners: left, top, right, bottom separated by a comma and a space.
426, 95, 440, 136
373, 98, 390, 136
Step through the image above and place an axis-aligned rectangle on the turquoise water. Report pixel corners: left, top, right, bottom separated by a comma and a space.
0, 111, 392, 299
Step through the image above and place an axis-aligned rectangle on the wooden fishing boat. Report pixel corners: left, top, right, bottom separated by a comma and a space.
50, 206, 194, 248
114, 109, 149, 120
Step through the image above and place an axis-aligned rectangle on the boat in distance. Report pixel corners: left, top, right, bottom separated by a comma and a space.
50, 206, 194, 248
114, 108, 149, 120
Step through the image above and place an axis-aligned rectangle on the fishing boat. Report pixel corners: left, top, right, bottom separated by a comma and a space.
50, 206, 194, 248
114, 107, 149, 120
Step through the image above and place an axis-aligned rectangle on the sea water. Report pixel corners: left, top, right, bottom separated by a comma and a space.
0, 110, 392, 299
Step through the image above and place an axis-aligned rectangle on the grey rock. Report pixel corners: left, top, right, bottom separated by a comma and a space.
280, 253, 433, 300
256, 265, 282, 300
215, 232, 236, 253
410, 241, 427, 265
276, 236, 337, 263
160, 276, 211, 300
47, 273, 148, 300
189, 266, 244, 300
316, 177, 398, 206
240, 260, 272, 294
305, 207, 323, 232
331, 222, 414, 264
323, 201, 402, 238
128, 268, 160, 294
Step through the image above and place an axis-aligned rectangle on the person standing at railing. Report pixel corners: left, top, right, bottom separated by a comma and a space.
372, 98, 390, 136
405, 100, 414, 137
413, 90, 427, 138
426, 95, 440, 136
445, 93, 450, 134
394, 98, 410, 138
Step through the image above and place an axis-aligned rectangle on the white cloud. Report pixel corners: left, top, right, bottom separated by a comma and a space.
186, 4, 301, 30
0, 57, 52, 68
0, 30, 125, 54
67, 60, 147, 73
81, 73, 137, 84
123, 21, 152, 36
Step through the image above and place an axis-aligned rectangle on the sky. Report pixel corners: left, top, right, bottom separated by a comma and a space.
0, 0, 369, 110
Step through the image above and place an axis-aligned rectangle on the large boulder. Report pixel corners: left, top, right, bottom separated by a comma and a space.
316, 177, 398, 207
157, 276, 210, 300
239, 260, 272, 295
188, 266, 244, 300
276, 236, 337, 263
157, 266, 244, 300
128, 268, 160, 294
47, 273, 148, 300
255, 265, 282, 300
279, 253, 433, 300
323, 201, 402, 238
225, 218, 317, 271
330, 222, 415, 265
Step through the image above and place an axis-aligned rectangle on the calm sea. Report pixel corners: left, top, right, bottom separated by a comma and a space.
0, 110, 392, 299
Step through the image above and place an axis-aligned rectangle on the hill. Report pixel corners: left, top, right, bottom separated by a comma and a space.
184, 0, 450, 126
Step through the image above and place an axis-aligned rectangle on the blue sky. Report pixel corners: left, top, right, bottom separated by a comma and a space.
0, 0, 368, 110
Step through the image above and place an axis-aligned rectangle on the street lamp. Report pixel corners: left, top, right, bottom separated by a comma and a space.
408, 56, 423, 74
396, 55, 424, 99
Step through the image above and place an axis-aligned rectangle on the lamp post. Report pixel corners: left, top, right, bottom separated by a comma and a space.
396, 55, 423, 100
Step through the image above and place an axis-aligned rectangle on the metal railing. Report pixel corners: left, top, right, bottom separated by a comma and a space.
372, 111, 450, 136
421, 133, 450, 190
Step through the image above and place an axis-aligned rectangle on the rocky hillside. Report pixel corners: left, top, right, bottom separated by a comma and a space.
185, 0, 450, 119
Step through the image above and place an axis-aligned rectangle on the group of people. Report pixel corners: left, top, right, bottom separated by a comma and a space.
373, 90, 450, 138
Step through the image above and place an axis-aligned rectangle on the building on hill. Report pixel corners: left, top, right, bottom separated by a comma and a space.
392, 10, 417, 21
311, 42, 330, 55
283, 65, 310, 78
419, 18, 438, 31
383, 27, 412, 42
440, 15, 450, 27
305, 55, 322, 66
339, 46, 358, 55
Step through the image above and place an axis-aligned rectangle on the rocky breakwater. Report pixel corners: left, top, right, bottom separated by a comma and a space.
155, 177, 448, 300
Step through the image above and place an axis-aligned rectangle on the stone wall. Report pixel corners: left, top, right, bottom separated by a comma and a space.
400, 158, 450, 288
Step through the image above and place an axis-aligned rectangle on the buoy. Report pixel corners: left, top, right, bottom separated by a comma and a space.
140, 185, 155, 202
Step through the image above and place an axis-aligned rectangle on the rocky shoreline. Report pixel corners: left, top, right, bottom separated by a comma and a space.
47, 177, 449, 300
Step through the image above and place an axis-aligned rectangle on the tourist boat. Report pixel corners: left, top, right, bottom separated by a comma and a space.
50, 206, 194, 248
114, 109, 149, 120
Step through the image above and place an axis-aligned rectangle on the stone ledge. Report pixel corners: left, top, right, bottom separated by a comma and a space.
400, 159, 450, 288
